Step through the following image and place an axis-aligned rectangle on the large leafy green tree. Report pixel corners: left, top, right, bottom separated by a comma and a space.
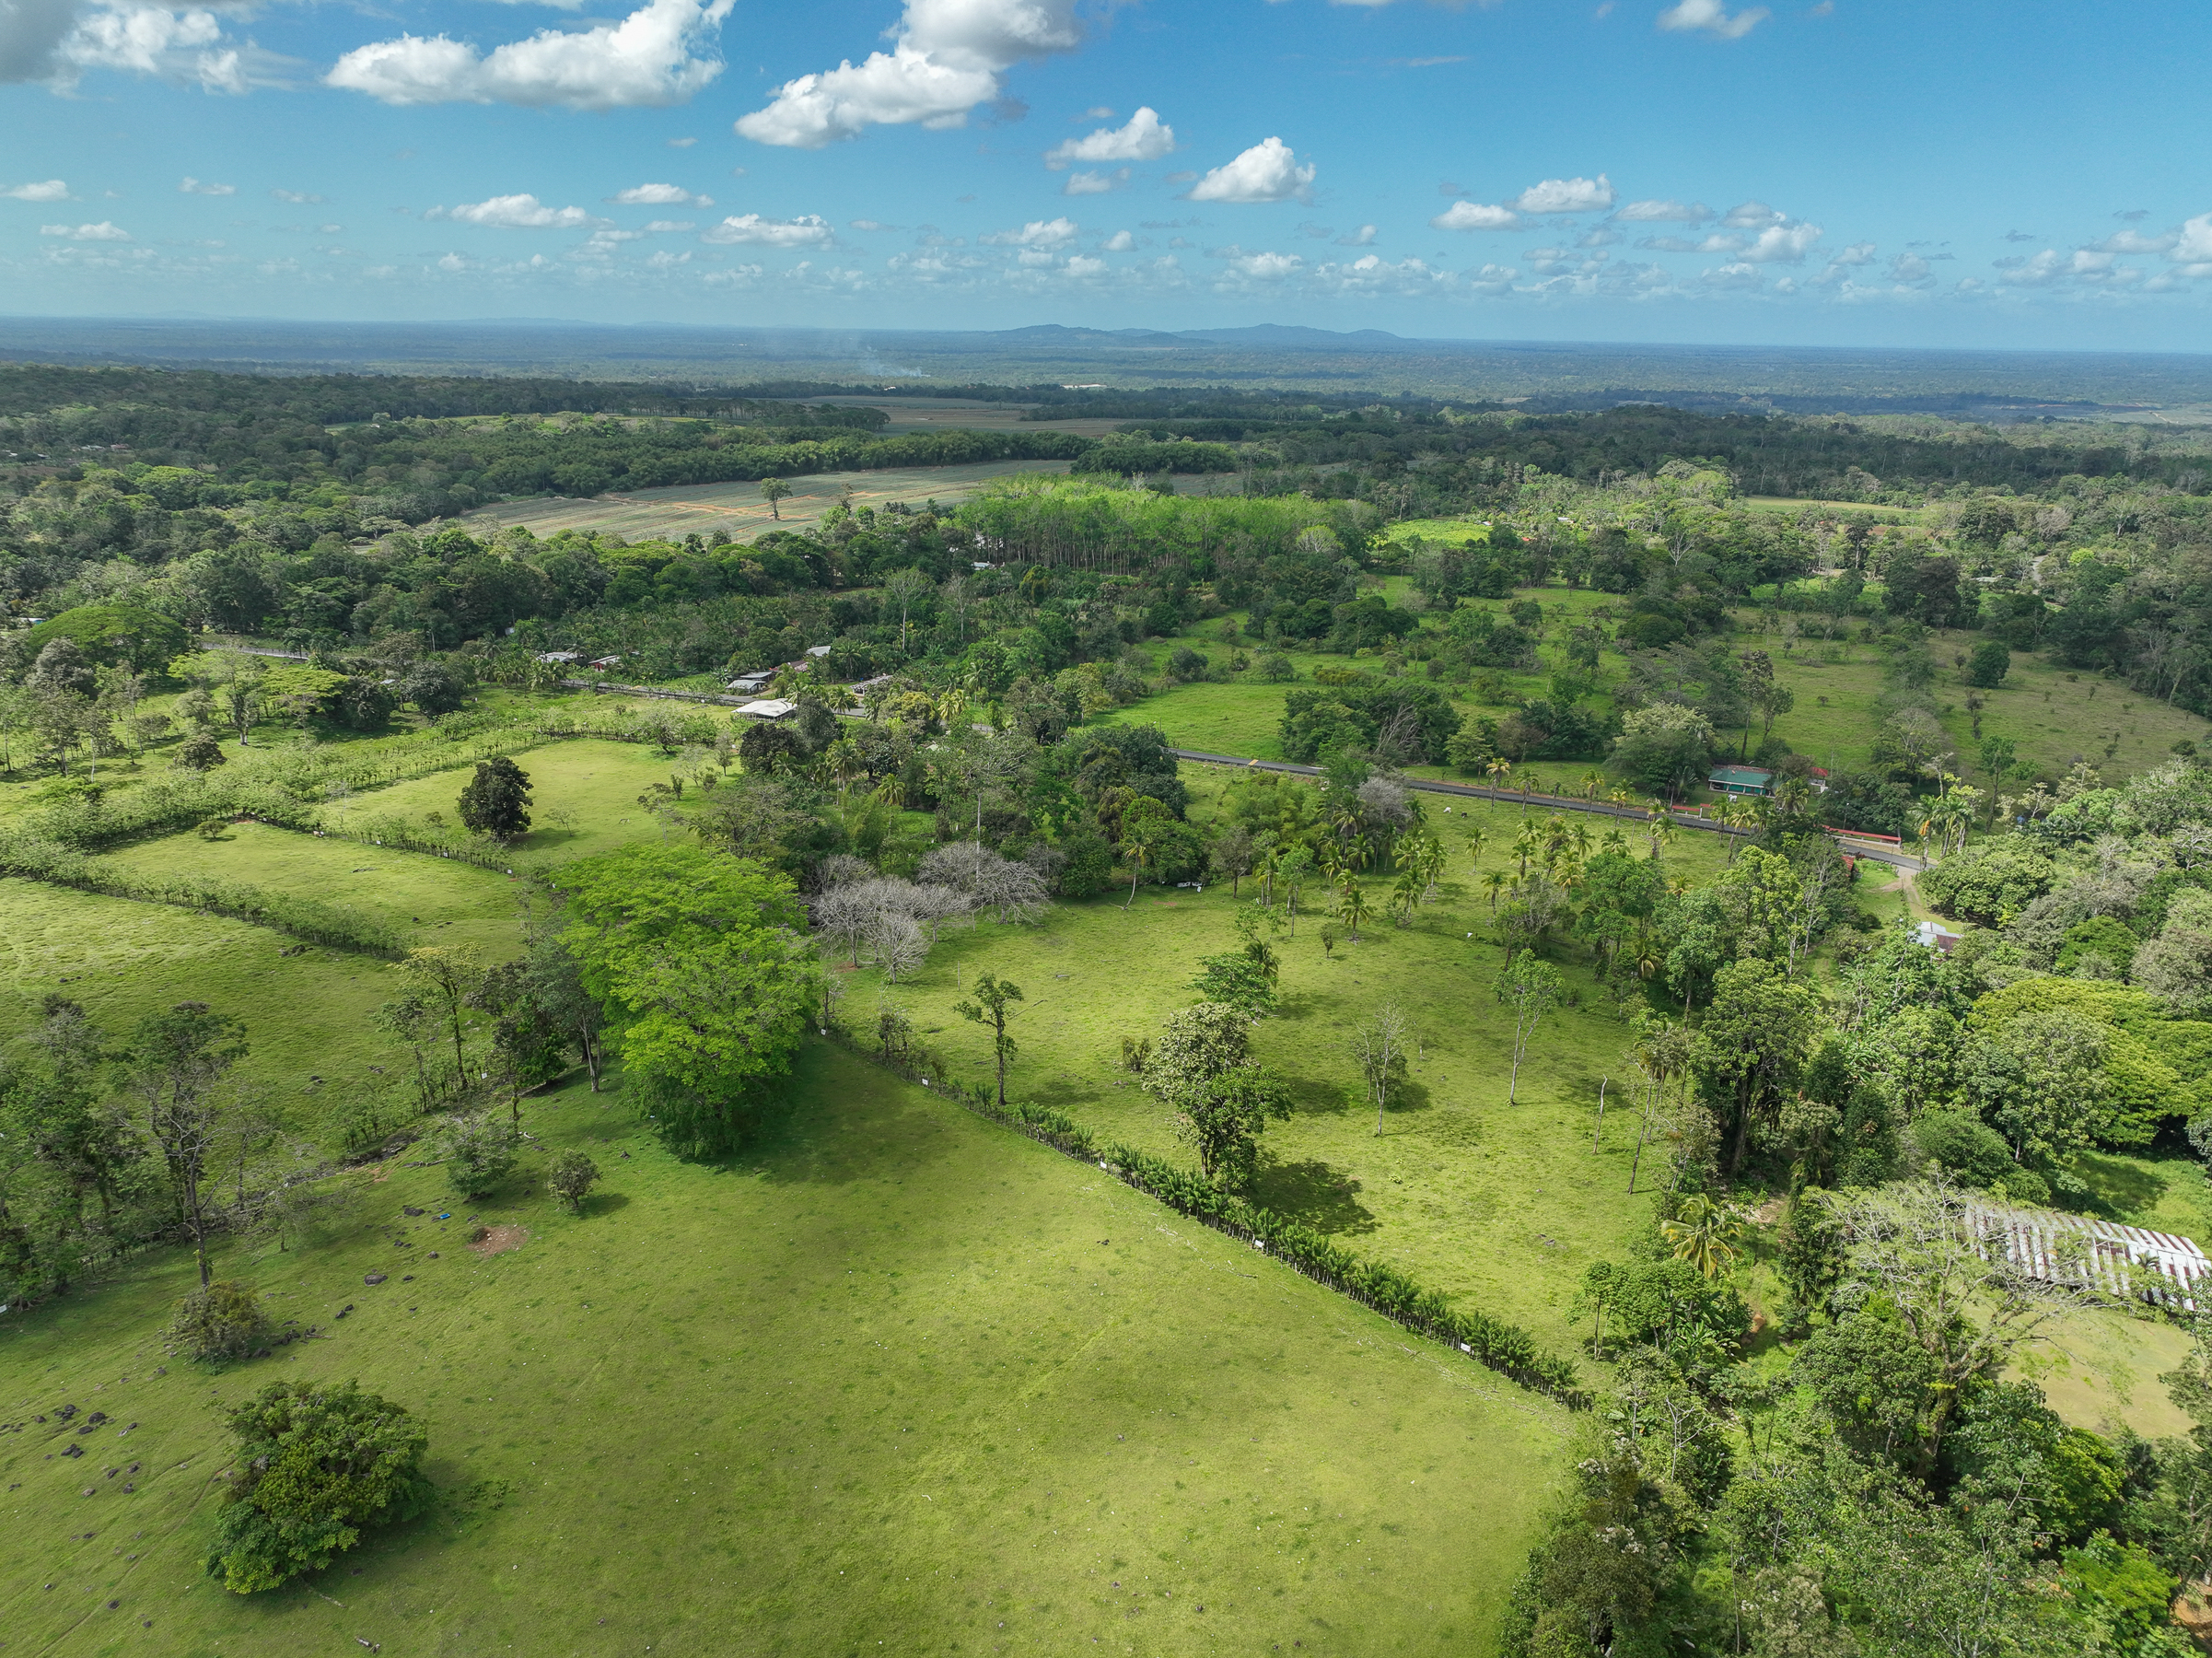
1143, 1001, 1289, 1185
1692, 958, 1822, 1176
555, 843, 814, 1157
456, 755, 533, 843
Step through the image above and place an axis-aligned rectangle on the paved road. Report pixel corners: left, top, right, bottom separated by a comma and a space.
1165, 747, 1926, 870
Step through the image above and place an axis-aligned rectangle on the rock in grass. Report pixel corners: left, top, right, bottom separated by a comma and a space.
364, 1273, 387, 1286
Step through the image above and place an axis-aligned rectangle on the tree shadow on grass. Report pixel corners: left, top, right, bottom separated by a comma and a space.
1028, 1077, 1104, 1110
1382, 1077, 1434, 1116
1274, 992, 1326, 1022
582, 1191, 631, 1218
1283, 1074, 1354, 1116
2072, 1151, 2171, 1222
1248, 1160, 1379, 1236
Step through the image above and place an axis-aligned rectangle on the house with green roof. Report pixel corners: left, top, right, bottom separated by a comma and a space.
1707, 765, 1775, 798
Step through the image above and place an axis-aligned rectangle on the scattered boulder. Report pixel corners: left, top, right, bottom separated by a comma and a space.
363, 1273, 387, 1287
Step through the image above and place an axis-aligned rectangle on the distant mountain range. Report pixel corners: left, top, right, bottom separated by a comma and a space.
2, 313, 2208, 417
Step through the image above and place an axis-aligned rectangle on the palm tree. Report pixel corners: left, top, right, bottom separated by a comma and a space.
1391, 866, 1422, 926
1579, 770, 1605, 803
1461, 824, 1486, 877
1661, 1194, 1749, 1279
1511, 823, 1539, 880
1484, 755, 1513, 795
1483, 869, 1510, 915
1338, 879, 1371, 941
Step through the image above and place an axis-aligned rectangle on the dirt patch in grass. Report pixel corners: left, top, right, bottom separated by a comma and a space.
470, 1223, 528, 1256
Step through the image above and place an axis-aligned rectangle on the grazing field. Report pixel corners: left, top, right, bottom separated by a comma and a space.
0, 877, 402, 1088
0, 1045, 1566, 1658
463, 457, 1077, 543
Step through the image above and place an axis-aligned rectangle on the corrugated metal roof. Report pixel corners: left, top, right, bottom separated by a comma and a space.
1962, 1197, 2211, 1309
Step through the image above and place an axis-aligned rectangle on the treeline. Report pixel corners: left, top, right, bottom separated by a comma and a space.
0, 363, 864, 427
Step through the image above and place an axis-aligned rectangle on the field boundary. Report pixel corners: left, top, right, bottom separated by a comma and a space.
821, 1020, 1587, 1408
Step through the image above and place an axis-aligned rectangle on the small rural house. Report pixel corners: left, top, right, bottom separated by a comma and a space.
1707, 765, 1774, 798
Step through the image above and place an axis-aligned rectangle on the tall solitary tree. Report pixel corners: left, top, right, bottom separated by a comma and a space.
1354, 1002, 1412, 1136
954, 972, 1024, 1109
457, 755, 533, 843
759, 477, 791, 520
1144, 1001, 1289, 1185
1496, 953, 1562, 1105
122, 1001, 248, 1287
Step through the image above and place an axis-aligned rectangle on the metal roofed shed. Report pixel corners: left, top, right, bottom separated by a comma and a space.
727, 672, 774, 692
1708, 765, 1774, 797
1963, 1197, 2210, 1309
734, 698, 797, 720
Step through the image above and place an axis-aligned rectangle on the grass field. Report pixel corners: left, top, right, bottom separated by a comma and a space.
2, 660, 2205, 1652
463, 458, 1076, 544
0, 1045, 1566, 1657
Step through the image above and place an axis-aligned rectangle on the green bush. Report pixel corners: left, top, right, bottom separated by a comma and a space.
1966, 638, 2012, 688
204, 1379, 431, 1594
23, 603, 190, 676
440, 1113, 519, 1197
1918, 840, 2059, 926
166, 1280, 274, 1361
1912, 1109, 2016, 1190
548, 1149, 600, 1213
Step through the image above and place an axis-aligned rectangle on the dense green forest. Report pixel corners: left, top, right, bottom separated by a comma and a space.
6, 360, 2212, 731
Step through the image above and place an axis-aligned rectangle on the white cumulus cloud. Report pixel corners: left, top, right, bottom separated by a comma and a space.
51, 5, 252, 92
40, 220, 128, 239
700, 212, 833, 246
1514, 174, 1613, 214
2176, 215, 2212, 263
1738, 220, 1821, 263
328, 0, 734, 110
1614, 198, 1709, 223
1227, 251, 1302, 280
2, 179, 70, 201
1431, 201, 1518, 231
738, 0, 1080, 148
434, 193, 599, 228
1184, 136, 1314, 204
1043, 105, 1172, 169
1100, 229, 1134, 251
983, 216, 1077, 247
1657, 0, 1769, 39
608, 182, 712, 206
1061, 168, 1126, 196
1721, 199, 1785, 228
178, 174, 232, 194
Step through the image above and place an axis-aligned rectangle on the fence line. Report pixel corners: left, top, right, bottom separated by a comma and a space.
820, 1020, 1585, 1407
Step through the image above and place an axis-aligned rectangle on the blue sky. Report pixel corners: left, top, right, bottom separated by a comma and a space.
4, 0, 2210, 349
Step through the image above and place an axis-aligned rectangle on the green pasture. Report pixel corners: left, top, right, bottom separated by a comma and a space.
322, 735, 694, 869
0, 878, 402, 1092
461, 458, 1075, 544
0, 1045, 1565, 1657
834, 778, 1736, 1357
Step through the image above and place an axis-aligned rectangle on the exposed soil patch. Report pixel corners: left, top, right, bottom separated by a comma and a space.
470, 1224, 528, 1257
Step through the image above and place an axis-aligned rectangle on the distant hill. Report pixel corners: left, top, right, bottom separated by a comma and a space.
2, 314, 2209, 416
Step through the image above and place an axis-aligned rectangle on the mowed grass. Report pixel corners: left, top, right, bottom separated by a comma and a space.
0, 1045, 1566, 1658
1758, 626, 2212, 786
830, 793, 1734, 1355
323, 735, 695, 869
